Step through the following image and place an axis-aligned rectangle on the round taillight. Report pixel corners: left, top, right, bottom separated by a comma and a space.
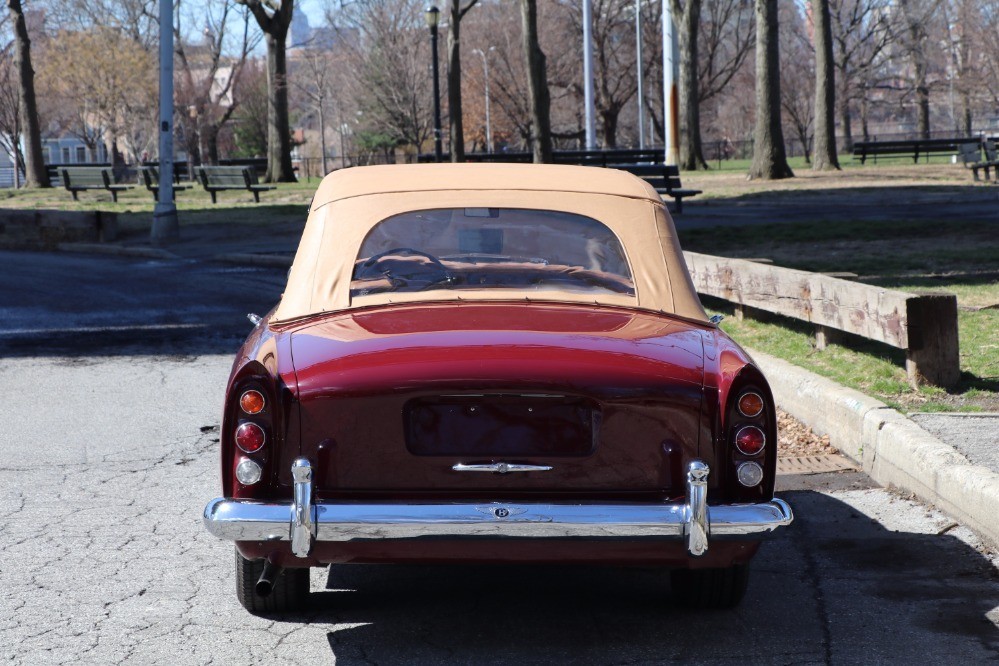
735, 425, 766, 456
738, 392, 764, 418
737, 461, 764, 487
235, 457, 263, 485
240, 390, 265, 415
235, 422, 266, 453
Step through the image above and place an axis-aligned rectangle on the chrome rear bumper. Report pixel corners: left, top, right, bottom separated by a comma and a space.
203, 459, 793, 558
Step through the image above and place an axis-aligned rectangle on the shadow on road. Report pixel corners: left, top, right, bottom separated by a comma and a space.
277, 490, 998, 663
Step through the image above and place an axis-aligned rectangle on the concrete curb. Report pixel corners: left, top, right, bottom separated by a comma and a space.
214, 253, 293, 268
56, 243, 179, 261
750, 348, 999, 547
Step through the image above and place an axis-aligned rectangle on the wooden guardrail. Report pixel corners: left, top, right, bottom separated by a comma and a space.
683, 252, 960, 388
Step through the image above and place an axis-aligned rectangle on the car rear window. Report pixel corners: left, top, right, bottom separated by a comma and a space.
351, 208, 635, 298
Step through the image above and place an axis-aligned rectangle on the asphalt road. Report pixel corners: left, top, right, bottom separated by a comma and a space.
0, 250, 286, 357
1, 251, 998, 664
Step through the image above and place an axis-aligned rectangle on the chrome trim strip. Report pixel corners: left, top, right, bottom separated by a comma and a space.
452, 463, 554, 474
685, 461, 710, 557
202, 458, 793, 549
290, 458, 316, 557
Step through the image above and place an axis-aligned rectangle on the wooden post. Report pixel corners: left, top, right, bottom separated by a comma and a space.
814, 325, 840, 350
905, 293, 960, 389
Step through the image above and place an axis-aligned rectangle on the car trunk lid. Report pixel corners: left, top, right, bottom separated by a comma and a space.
289, 302, 706, 495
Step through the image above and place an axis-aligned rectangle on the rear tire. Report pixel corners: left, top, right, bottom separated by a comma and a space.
235, 550, 310, 615
670, 563, 749, 609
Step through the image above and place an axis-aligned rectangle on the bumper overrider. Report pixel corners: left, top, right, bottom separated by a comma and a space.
204, 459, 793, 558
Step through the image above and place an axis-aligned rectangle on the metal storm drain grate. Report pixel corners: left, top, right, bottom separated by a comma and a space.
777, 454, 858, 476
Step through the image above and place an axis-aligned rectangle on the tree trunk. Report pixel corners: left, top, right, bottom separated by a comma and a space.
520, 0, 552, 163
447, 2, 465, 162
8, 0, 49, 188
811, 0, 839, 170
205, 124, 220, 165
600, 108, 618, 148
748, 0, 793, 180
265, 31, 296, 181
671, 0, 707, 170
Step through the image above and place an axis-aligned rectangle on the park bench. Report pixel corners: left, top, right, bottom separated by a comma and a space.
139, 166, 192, 201
196, 165, 275, 204
983, 139, 999, 179
852, 138, 963, 164
620, 164, 702, 213
957, 142, 996, 182
60, 167, 132, 202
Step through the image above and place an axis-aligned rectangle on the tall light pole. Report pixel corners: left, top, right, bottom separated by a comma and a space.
582, 0, 597, 150
635, 0, 645, 150
151, 0, 178, 243
472, 47, 495, 153
662, 0, 679, 165
425, 6, 443, 162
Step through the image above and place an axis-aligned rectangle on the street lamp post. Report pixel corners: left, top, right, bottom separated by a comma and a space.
425, 6, 443, 162
151, 0, 178, 244
472, 46, 495, 153
582, 0, 596, 150
635, 0, 645, 150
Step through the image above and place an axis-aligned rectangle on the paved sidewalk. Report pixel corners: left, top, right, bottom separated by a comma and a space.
911, 413, 999, 477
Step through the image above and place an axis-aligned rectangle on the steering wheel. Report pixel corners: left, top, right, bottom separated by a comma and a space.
362, 247, 446, 269
360, 247, 448, 275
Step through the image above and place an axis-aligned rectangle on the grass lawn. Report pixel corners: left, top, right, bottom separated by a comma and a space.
0, 179, 316, 234
680, 218, 999, 413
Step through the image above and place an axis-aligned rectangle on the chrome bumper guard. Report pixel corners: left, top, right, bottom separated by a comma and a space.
204, 459, 793, 558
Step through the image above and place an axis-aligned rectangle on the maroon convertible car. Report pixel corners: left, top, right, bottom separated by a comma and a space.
203, 163, 793, 614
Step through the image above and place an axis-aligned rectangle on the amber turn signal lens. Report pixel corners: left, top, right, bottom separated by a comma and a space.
737, 392, 764, 418
240, 390, 265, 414
735, 426, 766, 456
235, 422, 266, 453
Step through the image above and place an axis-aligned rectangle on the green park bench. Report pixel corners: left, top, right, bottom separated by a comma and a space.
60, 167, 132, 203
139, 166, 192, 201
620, 164, 702, 213
851, 138, 963, 164
196, 166, 276, 204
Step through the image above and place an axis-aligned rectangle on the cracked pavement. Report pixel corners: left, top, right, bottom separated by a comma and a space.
2, 354, 998, 665
1, 251, 998, 664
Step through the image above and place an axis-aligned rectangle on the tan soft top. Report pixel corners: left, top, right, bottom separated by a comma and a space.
274, 163, 707, 322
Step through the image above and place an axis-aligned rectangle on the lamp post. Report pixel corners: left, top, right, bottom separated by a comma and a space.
472, 46, 495, 153
425, 6, 443, 162
151, 0, 178, 243
582, 0, 596, 150
635, 0, 645, 150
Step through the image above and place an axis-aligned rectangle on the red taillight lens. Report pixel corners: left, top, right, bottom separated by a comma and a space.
235, 422, 266, 453
737, 392, 764, 417
240, 390, 265, 414
735, 425, 766, 456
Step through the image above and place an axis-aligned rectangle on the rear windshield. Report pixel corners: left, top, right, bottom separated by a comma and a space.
351, 208, 634, 298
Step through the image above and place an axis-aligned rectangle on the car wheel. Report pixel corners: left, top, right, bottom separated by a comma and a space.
235, 549, 310, 615
670, 564, 749, 609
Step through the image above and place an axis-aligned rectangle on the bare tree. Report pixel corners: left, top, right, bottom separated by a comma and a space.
445, 0, 479, 161
6, 0, 47, 187
292, 47, 336, 173
780, 2, 813, 164
812, 0, 839, 169
0, 32, 25, 186
235, 0, 295, 182
520, 0, 552, 162
897, 0, 942, 138
667, 0, 705, 169
175, 0, 258, 166
328, 0, 434, 153
829, 0, 893, 147
748, 0, 793, 180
